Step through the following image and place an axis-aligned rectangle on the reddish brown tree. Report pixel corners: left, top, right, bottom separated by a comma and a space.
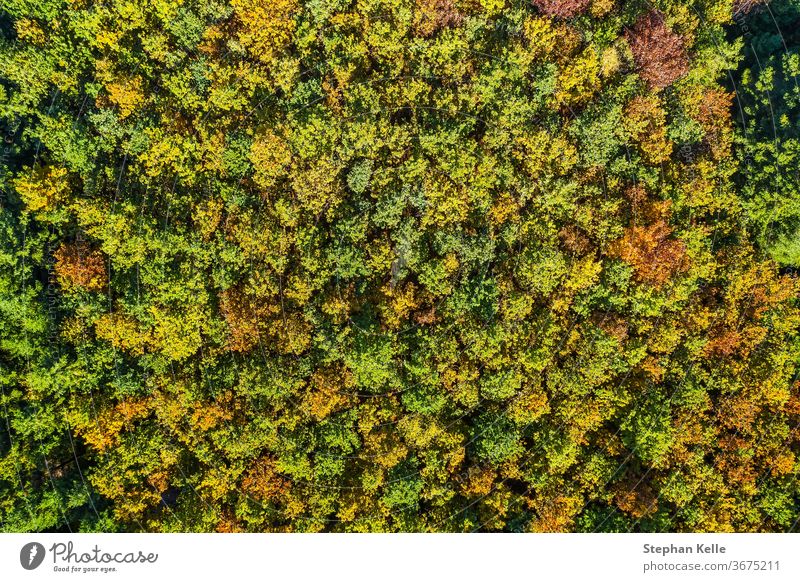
54, 241, 107, 292
624, 95, 673, 164
219, 286, 275, 352
531, 0, 591, 18
626, 11, 689, 90
607, 217, 690, 287
688, 88, 734, 159
241, 456, 290, 502
414, 0, 463, 36
733, 0, 768, 15
613, 476, 658, 518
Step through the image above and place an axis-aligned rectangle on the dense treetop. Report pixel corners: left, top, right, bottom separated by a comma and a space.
0, 0, 799, 532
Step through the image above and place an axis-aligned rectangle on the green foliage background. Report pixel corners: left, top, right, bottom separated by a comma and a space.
0, 0, 799, 532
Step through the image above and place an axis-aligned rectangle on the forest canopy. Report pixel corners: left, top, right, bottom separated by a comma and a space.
1, 0, 799, 532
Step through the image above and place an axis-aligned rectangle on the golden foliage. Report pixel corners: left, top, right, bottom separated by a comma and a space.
241, 457, 290, 502
15, 18, 46, 45
149, 305, 206, 361
303, 366, 355, 421
94, 312, 151, 356
556, 48, 601, 107
422, 174, 470, 227
231, 0, 298, 64
14, 164, 70, 212
193, 197, 224, 241
623, 96, 673, 164
70, 398, 152, 453
250, 129, 293, 191
530, 494, 582, 532
364, 428, 410, 469
96, 60, 145, 118
381, 282, 420, 330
